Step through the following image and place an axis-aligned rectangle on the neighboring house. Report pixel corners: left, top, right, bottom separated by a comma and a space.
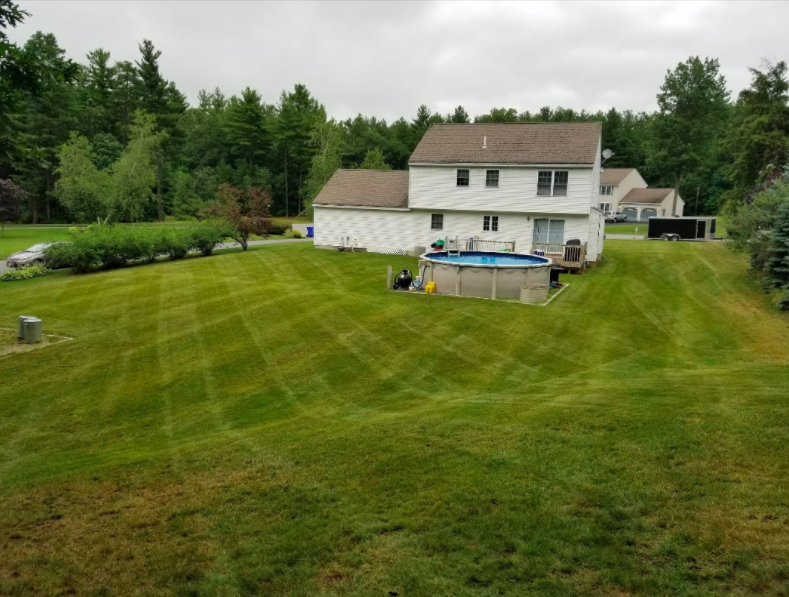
598, 168, 647, 212
313, 122, 606, 263
598, 167, 684, 220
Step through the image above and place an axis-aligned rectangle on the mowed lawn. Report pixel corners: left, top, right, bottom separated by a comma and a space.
0, 228, 73, 260
1, 241, 789, 597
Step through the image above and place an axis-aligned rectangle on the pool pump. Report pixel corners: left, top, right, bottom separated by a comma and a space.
392, 269, 413, 290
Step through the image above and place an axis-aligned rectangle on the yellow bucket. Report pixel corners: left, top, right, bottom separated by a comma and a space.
425, 281, 436, 293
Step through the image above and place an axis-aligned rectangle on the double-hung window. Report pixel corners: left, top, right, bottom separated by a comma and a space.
485, 170, 499, 188
600, 185, 614, 196
431, 213, 444, 231
537, 170, 569, 196
483, 215, 499, 232
456, 169, 470, 186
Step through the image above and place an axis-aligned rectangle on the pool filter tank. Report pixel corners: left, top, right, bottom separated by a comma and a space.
392, 269, 413, 290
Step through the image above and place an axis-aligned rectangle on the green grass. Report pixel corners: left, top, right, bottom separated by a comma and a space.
605, 223, 649, 235
1, 241, 788, 596
0, 228, 73, 260
606, 216, 729, 238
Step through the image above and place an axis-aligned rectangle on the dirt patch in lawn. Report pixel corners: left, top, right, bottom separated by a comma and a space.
0, 328, 72, 359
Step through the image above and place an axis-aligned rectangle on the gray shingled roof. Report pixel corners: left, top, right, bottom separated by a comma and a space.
600, 168, 634, 185
409, 122, 601, 165
621, 188, 674, 204
312, 169, 409, 209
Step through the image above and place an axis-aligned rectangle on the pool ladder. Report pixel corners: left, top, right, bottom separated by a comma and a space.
445, 236, 461, 257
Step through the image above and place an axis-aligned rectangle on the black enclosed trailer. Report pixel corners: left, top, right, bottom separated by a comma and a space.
647, 217, 717, 240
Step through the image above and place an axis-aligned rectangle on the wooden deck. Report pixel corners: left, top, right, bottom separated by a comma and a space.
531, 242, 587, 270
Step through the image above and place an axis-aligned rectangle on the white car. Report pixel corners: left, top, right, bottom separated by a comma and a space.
611, 212, 628, 222
6, 242, 66, 269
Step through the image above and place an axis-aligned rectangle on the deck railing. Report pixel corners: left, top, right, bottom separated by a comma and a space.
457, 237, 516, 252
531, 242, 587, 269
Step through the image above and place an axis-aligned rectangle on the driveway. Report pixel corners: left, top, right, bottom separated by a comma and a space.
605, 234, 646, 240
215, 238, 312, 250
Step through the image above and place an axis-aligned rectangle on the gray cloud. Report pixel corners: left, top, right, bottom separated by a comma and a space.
11, 1, 789, 121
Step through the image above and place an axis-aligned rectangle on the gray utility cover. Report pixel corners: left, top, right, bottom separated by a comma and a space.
18, 315, 34, 339
20, 316, 42, 343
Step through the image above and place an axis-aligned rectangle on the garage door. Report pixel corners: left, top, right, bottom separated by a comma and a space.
622, 208, 637, 221
640, 208, 657, 222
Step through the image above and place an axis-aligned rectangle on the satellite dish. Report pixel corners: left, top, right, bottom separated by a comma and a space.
602, 149, 614, 160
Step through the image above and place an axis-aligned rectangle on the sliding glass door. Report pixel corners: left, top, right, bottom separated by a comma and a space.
533, 218, 565, 245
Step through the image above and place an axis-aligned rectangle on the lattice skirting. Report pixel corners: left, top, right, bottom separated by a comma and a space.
366, 245, 407, 256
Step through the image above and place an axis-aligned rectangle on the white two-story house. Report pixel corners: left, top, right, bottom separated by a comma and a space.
313, 122, 606, 263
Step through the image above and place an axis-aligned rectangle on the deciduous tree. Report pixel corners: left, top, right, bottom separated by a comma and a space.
54, 133, 111, 222
359, 147, 390, 170
0, 177, 26, 236
202, 183, 271, 250
648, 57, 730, 216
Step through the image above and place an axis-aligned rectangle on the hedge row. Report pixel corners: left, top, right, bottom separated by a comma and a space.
46, 223, 228, 273
0, 264, 49, 282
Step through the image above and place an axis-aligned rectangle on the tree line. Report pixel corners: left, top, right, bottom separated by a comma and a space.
1, 0, 789, 225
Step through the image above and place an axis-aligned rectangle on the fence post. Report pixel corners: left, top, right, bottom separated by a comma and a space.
386, 265, 392, 290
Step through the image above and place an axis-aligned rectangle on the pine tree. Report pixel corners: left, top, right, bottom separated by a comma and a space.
223, 87, 268, 170
111, 61, 140, 146
272, 84, 322, 216
764, 197, 789, 309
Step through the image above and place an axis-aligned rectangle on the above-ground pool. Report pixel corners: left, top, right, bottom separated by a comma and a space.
419, 251, 552, 302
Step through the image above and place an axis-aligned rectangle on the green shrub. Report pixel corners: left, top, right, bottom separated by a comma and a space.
291, 229, 303, 239
47, 224, 226, 273
189, 222, 226, 256
161, 228, 191, 260
270, 223, 289, 236
1, 265, 49, 282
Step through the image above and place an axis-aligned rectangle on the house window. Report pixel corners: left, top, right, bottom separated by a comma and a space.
553, 171, 568, 196
483, 215, 499, 232
537, 171, 553, 196
485, 170, 499, 188
431, 213, 444, 231
532, 218, 565, 245
600, 202, 612, 212
456, 169, 469, 186
537, 170, 569, 196
600, 185, 614, 196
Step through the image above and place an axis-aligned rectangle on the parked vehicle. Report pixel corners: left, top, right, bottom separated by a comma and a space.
6, 242, 69, 269
612, 212, 628, 222
604, 211, 616, 223
660, 233, 681, 241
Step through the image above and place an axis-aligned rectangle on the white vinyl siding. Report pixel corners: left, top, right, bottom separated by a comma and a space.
314, 206, 594, 259
482, 215, 499, 232
408, 165, 594, 214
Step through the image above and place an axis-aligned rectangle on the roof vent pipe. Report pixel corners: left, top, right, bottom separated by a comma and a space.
482, 135, 487, 149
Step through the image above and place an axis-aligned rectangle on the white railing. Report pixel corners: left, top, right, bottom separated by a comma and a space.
448, 237, 516, 252
531, 242, 586, 268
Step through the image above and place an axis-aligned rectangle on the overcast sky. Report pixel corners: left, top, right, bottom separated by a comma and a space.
10, 1, 789, 121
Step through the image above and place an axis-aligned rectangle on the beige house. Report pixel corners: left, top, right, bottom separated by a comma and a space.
598, 168, 684, 220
